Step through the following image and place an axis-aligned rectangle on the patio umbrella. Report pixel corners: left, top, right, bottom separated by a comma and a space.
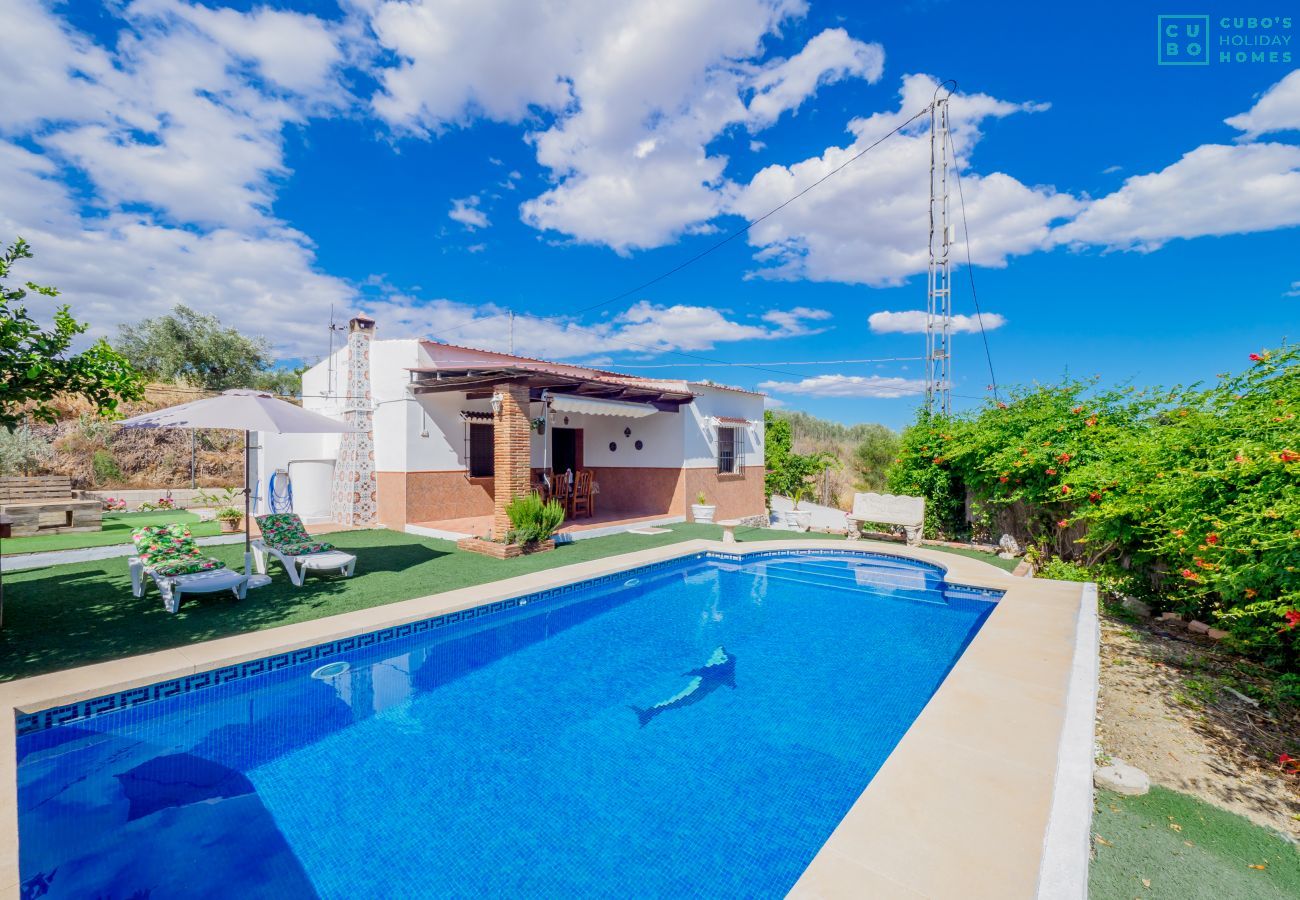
117, 389, 357, 588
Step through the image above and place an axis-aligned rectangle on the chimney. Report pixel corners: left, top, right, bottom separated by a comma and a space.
330, 313, 378, 526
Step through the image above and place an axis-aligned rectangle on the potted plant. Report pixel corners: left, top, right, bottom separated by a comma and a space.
791, 484, 813, 532
691, 490, 716, 524
215, 507, 244, 533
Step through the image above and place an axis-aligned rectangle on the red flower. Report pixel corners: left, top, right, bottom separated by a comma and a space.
1046, 468, 1057, 475
1245, 588, 1257, 599
1281, 753, 1294, 764
1181, 569, 1199, 581
1206, 533, 1219, 545
1249, 352, 1263, 362
1280, 449, 1299, 463
1060, 484, 1071, 494
1085, 417, 1097, 427
1072, 406, 1084, 414
999, 476, 1009, 483
1173, 528, 1185, 537
997, 401, 1008, 409
1284, 610, 1300, 630
1089, 492, 1101, 503
1057, 519, 1069, 528
1057, 453, 1072, 463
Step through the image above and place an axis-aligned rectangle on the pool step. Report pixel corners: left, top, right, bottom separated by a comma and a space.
760, 559, 946, 599
752, 569, 951, 607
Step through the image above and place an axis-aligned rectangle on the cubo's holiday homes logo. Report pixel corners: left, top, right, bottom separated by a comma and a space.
1158, 15, 1293, 65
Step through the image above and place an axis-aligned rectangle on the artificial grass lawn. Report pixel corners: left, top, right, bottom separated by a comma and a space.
1090, 786, 1300, 899
0, 522, 1014, 681
0, 510, 221, 555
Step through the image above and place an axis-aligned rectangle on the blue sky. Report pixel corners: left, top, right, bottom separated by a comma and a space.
2, 1, 1298, 428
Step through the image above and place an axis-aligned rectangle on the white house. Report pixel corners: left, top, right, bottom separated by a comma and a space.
255, 315, 766, 540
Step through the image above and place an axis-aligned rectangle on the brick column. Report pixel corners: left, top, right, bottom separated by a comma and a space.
492, 382, 532, 541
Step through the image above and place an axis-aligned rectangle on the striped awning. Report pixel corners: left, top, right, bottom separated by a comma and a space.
548, 394, 658, 419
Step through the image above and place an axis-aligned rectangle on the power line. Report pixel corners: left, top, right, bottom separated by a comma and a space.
613, 356, 927, 368
505, 311, 990, 402
947, 124, 1000, 402
431, 101, 935, 342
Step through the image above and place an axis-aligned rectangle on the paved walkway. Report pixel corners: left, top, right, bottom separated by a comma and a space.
768, 494, 850, 531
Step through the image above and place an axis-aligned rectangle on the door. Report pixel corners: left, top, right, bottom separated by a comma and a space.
551, 427, 582, 475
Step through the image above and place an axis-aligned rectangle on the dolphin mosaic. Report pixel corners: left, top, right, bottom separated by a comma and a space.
630, 646, 736, 727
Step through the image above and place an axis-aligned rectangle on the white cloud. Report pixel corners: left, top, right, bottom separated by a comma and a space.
613, 301, 829, 350
732, 73, 1078, 286
1053, 71, 1300, 252
1102, 164, 1122, 174
8, 0, 347, 231
1052, 143, 1300, 250
449, 195, 490, 230
868, 310, 1006, 335
360, 297, 829, 358
1224, 70, 1300, 139
0, 141, 353, 358
757, 373, 928, 398
746, 28, 884, 126
369, 0, 887, 252
1284, 280, 1300, 298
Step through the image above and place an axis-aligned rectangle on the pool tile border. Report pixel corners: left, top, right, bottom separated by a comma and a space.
14, 555, 694, 736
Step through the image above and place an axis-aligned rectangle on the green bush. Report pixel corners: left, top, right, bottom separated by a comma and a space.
887, 345, 1300, 672
91, 449, 122, 484
1035, 558, 1093, 582
0, 425, 51, 475
505, 492, 565, 544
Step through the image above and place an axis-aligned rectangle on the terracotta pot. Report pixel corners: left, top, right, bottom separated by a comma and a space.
218, 518, 243, 534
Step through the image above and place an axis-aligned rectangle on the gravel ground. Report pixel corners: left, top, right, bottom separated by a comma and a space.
1096, 612, 1300, 842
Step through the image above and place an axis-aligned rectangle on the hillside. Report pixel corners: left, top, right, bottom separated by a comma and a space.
771, 409, 899, 510
18, 385, 244, 490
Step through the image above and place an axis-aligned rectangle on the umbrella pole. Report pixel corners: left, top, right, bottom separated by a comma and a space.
245, 429, 253, 576
243, 428, 271, 590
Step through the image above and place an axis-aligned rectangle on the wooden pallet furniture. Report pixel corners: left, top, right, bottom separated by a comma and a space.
0, 476, 103, 537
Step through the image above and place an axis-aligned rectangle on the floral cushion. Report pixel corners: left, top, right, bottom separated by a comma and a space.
132, 524, 225, 577
275, 541, 336, 556
256, 514, 333, 554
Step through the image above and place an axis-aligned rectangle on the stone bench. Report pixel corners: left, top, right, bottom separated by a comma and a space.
0, 476, 103, 537
846, 492, 925, 546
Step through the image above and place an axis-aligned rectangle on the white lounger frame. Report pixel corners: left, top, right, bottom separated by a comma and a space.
251, 541, 356, 587
128, 558, 250, 613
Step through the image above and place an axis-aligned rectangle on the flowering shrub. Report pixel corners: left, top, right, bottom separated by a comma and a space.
101, 497, 127, 511
138, 496, 176, 512
888, 345, 1300, 672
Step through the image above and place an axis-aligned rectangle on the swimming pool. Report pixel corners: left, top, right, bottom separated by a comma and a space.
16, 550, 1001, 898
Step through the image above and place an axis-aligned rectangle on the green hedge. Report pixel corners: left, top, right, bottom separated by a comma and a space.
888, 345, 1300, 671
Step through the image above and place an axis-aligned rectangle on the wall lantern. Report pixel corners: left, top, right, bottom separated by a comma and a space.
490, 391, 505, 416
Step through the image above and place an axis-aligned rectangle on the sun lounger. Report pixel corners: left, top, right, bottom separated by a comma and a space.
129, 524, 249, 613
252, 513, 356, 587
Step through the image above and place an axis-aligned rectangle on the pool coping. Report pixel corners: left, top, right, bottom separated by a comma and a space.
0, 539, 1092, 899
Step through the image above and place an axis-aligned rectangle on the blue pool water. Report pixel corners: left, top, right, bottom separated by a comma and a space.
16, 551, 999, 899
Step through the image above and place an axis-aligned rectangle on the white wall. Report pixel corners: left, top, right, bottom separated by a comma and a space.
682, 385, 765, 469
542, 405, 684, 469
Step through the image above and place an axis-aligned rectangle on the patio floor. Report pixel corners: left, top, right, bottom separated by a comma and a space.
409, 509, 682, 540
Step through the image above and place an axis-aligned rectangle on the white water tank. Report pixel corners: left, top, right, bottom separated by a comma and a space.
288, 459, 336, 524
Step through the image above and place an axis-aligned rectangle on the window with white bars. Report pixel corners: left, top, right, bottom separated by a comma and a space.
716, 425, 743, 475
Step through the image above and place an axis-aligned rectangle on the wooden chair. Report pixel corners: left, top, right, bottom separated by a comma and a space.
551, 475, 571, 514
571, 471, 593, 518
